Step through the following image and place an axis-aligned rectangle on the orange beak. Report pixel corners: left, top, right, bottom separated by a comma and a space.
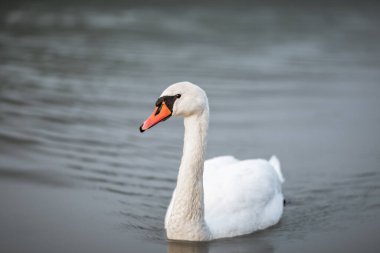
139, 102, 172, 132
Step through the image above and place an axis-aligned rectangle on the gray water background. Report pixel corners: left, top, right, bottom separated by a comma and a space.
1, 1, 380, 252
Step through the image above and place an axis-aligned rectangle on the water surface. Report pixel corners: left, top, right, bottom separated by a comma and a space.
1, 1, 380, 252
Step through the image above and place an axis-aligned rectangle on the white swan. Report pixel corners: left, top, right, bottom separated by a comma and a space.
139, 82, 285, 241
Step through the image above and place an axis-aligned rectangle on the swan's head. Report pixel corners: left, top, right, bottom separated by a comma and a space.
139, 81, 208, 132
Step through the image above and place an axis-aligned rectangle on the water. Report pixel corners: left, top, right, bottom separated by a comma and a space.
1, 1, 380, 252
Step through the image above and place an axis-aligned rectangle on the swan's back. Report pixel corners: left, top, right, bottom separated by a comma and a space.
203, 156, 284, 239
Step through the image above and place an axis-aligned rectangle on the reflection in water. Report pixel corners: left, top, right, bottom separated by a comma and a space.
167, 237, 275, 253
167, 241, 209, 253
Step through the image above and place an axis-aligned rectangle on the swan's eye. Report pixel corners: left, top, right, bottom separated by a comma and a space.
176, 94, 181, 98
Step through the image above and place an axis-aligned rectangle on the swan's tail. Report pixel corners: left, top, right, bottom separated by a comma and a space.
269, 155, 285, 183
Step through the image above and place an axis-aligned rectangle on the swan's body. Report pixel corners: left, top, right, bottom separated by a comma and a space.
140, 82, 284, 241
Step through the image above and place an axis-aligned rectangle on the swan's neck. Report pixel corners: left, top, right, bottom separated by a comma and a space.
166, 108, 210, 241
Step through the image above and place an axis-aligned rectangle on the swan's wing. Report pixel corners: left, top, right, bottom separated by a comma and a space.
269, 155, 285, 183
203, 158, 283, 238
204, 155, 239, 170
